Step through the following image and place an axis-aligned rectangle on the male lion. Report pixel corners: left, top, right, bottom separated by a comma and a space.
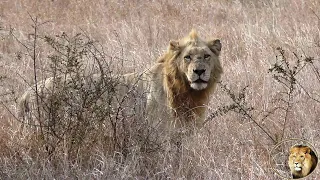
288, 145, 318, 179
18, 30, 222, 134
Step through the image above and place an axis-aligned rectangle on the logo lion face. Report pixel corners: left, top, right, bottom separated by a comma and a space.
289, 149, 309, 172
288, 145, 318, 179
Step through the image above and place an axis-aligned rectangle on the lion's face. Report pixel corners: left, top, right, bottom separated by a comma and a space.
288, 146, 314, 178
168, 31, 222, 91
289, 149, 309, 172
181, 45, 217, 90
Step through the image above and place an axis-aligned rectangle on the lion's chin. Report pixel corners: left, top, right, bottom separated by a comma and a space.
294, 167, 302, 171
190, 82, 208, 90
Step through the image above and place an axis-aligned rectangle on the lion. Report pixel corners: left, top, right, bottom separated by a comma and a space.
288, 145, 318, 179
17, 30, 223, 134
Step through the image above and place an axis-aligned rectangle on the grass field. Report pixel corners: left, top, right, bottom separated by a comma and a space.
1, 0, 320, 179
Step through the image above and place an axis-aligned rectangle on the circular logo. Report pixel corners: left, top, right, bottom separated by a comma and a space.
269, 138, 318, 179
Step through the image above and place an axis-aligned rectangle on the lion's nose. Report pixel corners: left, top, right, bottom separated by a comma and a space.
193, 69, 206, 76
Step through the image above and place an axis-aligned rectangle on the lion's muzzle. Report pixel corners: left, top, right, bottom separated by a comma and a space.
190, 76, 208, 90
193, 69, 206, 76
188, 67, 210, 90
294, 162, 302, 171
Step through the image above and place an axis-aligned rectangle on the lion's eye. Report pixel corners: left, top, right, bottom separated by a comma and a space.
204, 54, 211, 59
184, 55, 191, 61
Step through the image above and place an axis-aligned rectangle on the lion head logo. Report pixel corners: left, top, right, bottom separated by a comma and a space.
288, 145, 318, 179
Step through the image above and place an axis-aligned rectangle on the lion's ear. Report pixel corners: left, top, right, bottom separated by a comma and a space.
208, 39, 221, 56
169, 40, 180, 51
305, 147, 311, 154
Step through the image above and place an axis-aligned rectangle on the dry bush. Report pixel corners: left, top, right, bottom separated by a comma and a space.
3, 19, 177, 179
1, 0, 320, 179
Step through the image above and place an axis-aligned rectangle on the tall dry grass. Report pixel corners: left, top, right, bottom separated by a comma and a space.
1, 0, 320, 179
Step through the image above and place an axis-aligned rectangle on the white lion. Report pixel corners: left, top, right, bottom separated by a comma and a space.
18, 30, 223, 134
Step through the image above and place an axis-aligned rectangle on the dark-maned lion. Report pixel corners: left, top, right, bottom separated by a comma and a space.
288, 145, 318, 179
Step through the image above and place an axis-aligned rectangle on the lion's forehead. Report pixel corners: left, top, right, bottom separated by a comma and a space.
291, 151, 306, 156
184, 46, 211, 55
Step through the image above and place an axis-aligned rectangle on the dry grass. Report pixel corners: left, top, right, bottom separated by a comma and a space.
1, 0, 320, 179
